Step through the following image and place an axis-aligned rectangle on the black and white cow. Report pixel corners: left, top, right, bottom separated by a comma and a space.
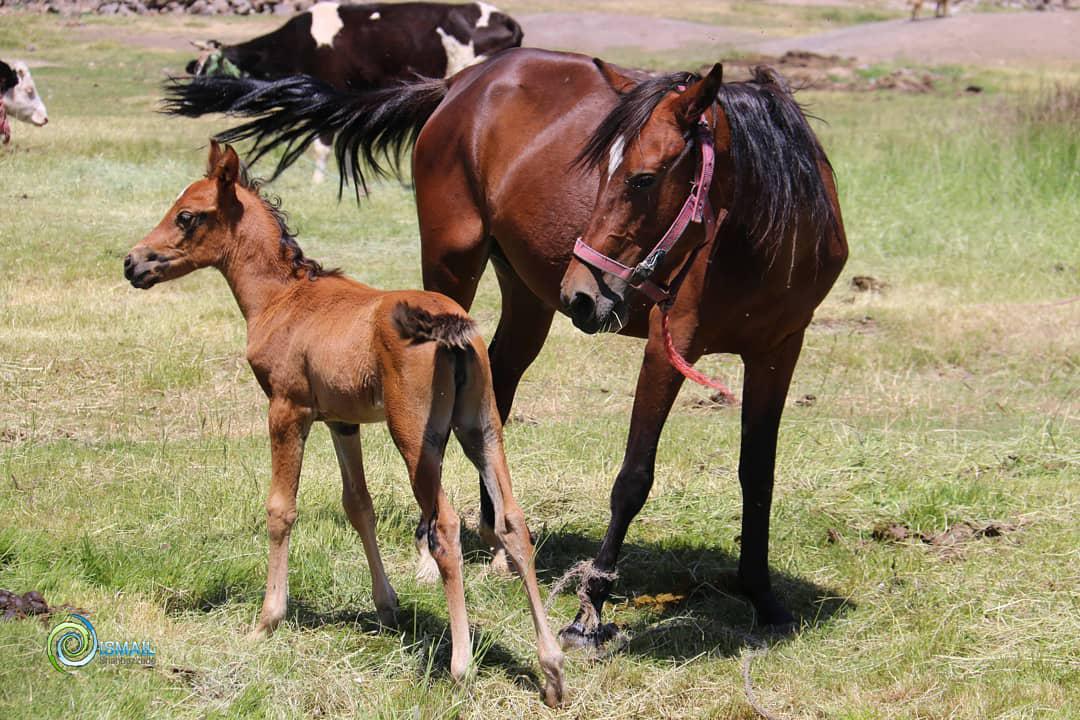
187, 1, 523, 182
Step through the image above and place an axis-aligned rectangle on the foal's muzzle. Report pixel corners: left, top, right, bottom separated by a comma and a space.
124, 252, 167, 289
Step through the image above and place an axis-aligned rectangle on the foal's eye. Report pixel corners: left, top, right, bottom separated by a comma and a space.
175, 211, 196, 231
627, 173, 656, 191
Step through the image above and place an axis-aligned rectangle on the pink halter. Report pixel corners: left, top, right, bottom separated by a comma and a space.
572, 120, 725, 304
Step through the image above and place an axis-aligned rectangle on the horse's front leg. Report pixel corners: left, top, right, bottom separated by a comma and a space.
251, 399, 312, 639
559, 313, 688, 649
737, 329, 804, 630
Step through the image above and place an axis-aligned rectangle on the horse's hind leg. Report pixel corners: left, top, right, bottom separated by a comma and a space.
480, 260, 555, 575
451, 346, 564, 706
735, 330, 804, 630
384, 356, 472, 681
414, 167, 490, 579
329, 423, 398, 626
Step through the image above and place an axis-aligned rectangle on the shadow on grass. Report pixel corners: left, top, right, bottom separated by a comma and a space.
530, 529, 853, 661
286, 598, 542, 694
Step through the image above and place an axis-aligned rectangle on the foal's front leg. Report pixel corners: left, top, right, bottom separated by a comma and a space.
251, 399, 312, 639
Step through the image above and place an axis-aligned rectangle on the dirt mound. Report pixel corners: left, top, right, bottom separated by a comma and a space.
725, 51, 940, 92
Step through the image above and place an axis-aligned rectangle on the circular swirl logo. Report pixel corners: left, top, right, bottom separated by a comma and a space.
47, 614, 98, 673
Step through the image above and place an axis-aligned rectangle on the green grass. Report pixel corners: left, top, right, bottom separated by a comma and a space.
1, 11, 1078, 720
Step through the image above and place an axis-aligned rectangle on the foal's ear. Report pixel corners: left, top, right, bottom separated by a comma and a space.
593, 59, 638, 95
674, 63, 723, 129
208, 142, 240, 187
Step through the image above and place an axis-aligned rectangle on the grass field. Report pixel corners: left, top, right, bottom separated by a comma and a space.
1, 9, 1078, 720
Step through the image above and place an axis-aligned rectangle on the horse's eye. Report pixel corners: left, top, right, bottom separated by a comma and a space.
176, 211, 195, 231
627, 173, 656, 191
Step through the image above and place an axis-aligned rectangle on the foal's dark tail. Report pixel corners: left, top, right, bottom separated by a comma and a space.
392, 303, 477, 351
161, 74, 449, 196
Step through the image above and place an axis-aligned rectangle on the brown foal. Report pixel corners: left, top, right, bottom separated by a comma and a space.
123, 141, 564, 706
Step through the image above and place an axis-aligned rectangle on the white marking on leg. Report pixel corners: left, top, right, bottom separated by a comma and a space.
475, 1, 499, 28
607, 136, 626, 180
436, 27, 483, 77
311, 137, 331, 184
368, 11, 379, 20
309, 2, 343, 49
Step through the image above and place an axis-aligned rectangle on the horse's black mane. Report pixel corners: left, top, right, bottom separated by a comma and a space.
577, 66, 839, 250
234, 168, 341, 280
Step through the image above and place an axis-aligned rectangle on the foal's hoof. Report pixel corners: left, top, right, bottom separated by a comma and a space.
487, 548, 514, 578
415, 550, 440, 585
558, 620, 619, 651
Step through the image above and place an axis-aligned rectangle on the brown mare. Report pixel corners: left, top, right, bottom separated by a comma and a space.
123, 142, 564, 705
165, 47, 848, 647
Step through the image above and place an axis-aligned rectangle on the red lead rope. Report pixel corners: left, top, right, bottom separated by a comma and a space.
661, 306, 738, 404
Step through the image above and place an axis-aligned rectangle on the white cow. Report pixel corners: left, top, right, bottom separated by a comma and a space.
1, 60, 48, 144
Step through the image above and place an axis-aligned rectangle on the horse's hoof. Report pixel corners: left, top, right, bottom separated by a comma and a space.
376, 605, 398, 628
558, 620, 619, 651
762, 618, 798, 636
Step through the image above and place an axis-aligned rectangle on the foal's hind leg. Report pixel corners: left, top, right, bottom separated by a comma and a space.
384, 357, 472, 681
452, 348, 564, 707
329, 423, 398, 626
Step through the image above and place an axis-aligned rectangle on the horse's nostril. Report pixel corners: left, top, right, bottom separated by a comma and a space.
568, 292, 595, 325
146, 252, 158, 262
123, 255, 133, 269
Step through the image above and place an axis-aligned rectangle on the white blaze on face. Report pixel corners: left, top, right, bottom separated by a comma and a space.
174, 181, 197, 204
607, 135, 626, 180
368, 11, 380, 20
2, 61, 48, 126
436, 27, 484, 77
475, 1, 499, 28
308, 2, 344, 49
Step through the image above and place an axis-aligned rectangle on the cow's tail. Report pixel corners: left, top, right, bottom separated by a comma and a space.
161, 74, 448, 196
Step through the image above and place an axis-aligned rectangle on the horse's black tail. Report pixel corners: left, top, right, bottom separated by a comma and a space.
161, 74, 449, 196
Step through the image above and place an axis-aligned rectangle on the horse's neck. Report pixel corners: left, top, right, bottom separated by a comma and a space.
216, 204, 296, 324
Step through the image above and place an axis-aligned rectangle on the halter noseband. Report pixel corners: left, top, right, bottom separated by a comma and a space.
572, 119, 725, 305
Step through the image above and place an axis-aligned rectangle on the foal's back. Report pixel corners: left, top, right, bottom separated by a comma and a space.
248, 275, 477, 425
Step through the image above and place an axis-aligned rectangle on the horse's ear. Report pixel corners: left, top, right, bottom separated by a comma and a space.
594, 59, 638, 95
674, 63, 723, 129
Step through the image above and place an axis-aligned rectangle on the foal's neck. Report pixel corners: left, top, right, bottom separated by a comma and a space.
216, 191, 303, 324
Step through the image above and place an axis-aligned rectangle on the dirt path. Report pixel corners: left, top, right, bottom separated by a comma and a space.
518, 12, 759, 53
40, 7, 1080, 70
750, 11, 1080, 67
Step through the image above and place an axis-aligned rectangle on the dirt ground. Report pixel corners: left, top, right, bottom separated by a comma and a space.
57, 7, 1080, 71
751, 11, 1080, 67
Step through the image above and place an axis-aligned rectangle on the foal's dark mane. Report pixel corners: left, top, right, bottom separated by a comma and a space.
232, 167, 341, 280
577, 66, 839, 250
